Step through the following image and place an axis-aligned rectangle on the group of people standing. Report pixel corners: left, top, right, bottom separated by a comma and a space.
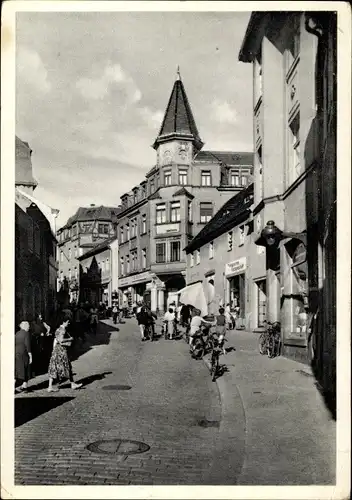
14, 301, 102, 394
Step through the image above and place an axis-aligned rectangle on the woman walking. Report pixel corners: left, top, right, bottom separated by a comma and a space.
15, 321, 32, 393
47, 314, 82, 392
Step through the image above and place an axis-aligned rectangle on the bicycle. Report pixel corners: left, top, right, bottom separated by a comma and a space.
259, 322, 281, 358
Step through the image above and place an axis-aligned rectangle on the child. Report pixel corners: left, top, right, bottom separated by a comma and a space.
216, 307, 227, 355
163, 308, 175, 340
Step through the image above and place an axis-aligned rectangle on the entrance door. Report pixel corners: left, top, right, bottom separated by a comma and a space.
256, 279, 267, 327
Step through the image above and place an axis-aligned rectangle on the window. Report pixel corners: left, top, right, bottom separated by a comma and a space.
254, 53, 263, 104
120, 226, 124, 243
126, 255, 130, 273
241, 175, 247, 186
156, 242, 166, 263
257, 145, 263, 200
126, 224, 130, 241
196, 249, 200, 265
141, 214, 147, 234
68, 268, 72, 280
288, 112, 301, 184
68, 248, 72, 260
142, 248, 147, 268
150, 180, 155, 193
120, 256, 124, 275
28, 219, 33, 252
230, 171, 240, 186
228, 231, 233, 251
209, 241, 214, 259
106, 258, 110, 271
239, 226, 245, 246
170, 201, 181, 222
201, 170, 212, 186
141, 185, 146, 198
190, 253, 194, 267
60, 251, 64, 262
131, 252, 136, 271
188, 200, 192, 222
179, 169, 188, 185
170, 241, 181, 262
72, 224, 77, 236
74, 267, 78, 279
164, 170, 172, 186
130, 218, 137, 238
156, 204, 166, 224
74, 246, 78, 258
81, 222, 92, 233
98, 223, 109, 234
101, 260, 105, 272
200, 202, 213, 223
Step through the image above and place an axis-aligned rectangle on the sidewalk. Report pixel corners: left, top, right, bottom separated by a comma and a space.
202, 328, 336, 485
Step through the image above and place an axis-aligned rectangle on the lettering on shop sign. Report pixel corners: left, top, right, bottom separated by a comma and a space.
119, 271, 153, 287
156, 223, 179, 235
225, 257, 247, 277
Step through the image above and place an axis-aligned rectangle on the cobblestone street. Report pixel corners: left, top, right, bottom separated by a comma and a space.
14, 318, 336, 487
15, 319, 229, 485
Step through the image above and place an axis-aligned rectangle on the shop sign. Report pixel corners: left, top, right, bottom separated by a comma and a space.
225, 257, 247, 277
119, 271, 153, 288
156, 223, 179, 235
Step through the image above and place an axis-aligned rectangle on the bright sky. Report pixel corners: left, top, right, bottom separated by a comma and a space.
16, 10, 253, 228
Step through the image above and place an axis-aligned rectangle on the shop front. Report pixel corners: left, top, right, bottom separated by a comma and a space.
119, 271, 156, 309
225, 257, 247, 328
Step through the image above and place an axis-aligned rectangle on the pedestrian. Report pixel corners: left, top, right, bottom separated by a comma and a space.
215, 307, 227, 355
180, 303, 191, 328
47, 314, 82, 392
30, 313, 51, 376
225, 303, 234, 330
112, 303, 119, 324
163, 308, 175, 340
15, 321, 32, 393
136, 306, 148, 341
90, 303, 99, 334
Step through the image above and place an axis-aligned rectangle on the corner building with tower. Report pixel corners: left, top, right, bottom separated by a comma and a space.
116, 74, 254, 313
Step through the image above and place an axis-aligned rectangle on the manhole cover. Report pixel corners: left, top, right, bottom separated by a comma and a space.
197, 418, 220, 428
296, 370, 313, 378
86, 439, 150, 455
253, 391, 262, 394
102, 385, 131, 390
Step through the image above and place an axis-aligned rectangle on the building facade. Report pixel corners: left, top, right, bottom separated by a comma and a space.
117, 74, 254, 313
15, 136, 58, 327
185, 184, 256, 329
57, 205, 120, 303
239, 12, 337, 405
77, 236, 119, 307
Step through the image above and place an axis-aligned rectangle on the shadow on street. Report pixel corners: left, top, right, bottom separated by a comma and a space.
15, 397, 75, 427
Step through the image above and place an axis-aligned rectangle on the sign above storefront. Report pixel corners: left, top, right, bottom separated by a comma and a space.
119, 271, 154, 288
225, 257, 247, 277
156, 223, 180, 235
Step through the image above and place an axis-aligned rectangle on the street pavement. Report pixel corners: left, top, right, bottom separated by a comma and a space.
14, 318, 336, 486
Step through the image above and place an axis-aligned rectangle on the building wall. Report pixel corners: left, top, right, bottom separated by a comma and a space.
15, 194, 57, 327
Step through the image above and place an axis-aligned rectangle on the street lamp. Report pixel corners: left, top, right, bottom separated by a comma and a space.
260, 220, 307, 248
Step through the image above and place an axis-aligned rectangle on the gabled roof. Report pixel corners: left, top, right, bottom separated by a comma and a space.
173, 187, 194, 199
60, 205, 121, 230
153, 76, 203, 150
16, 187, 58, 238
15, 136, 38, 188
195, 150, 254, 166
185, 183, 254, 253
78, 235, 117, 260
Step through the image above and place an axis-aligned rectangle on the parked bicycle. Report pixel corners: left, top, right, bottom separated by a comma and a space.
259, 321, 281, 358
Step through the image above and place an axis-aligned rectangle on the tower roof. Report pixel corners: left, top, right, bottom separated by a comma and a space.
15, 136, 38, 188
153, 73, 203, 150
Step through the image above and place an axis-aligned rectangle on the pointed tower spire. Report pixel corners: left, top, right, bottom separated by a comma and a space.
153, 73, 203, 151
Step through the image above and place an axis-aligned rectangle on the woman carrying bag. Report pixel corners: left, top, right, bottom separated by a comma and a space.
47, 314, 82, 392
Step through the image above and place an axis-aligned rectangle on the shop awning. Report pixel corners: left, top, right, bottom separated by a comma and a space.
176, 281, 208, 317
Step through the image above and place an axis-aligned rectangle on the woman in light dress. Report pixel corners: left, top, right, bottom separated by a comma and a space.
47, 314, 82, 392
